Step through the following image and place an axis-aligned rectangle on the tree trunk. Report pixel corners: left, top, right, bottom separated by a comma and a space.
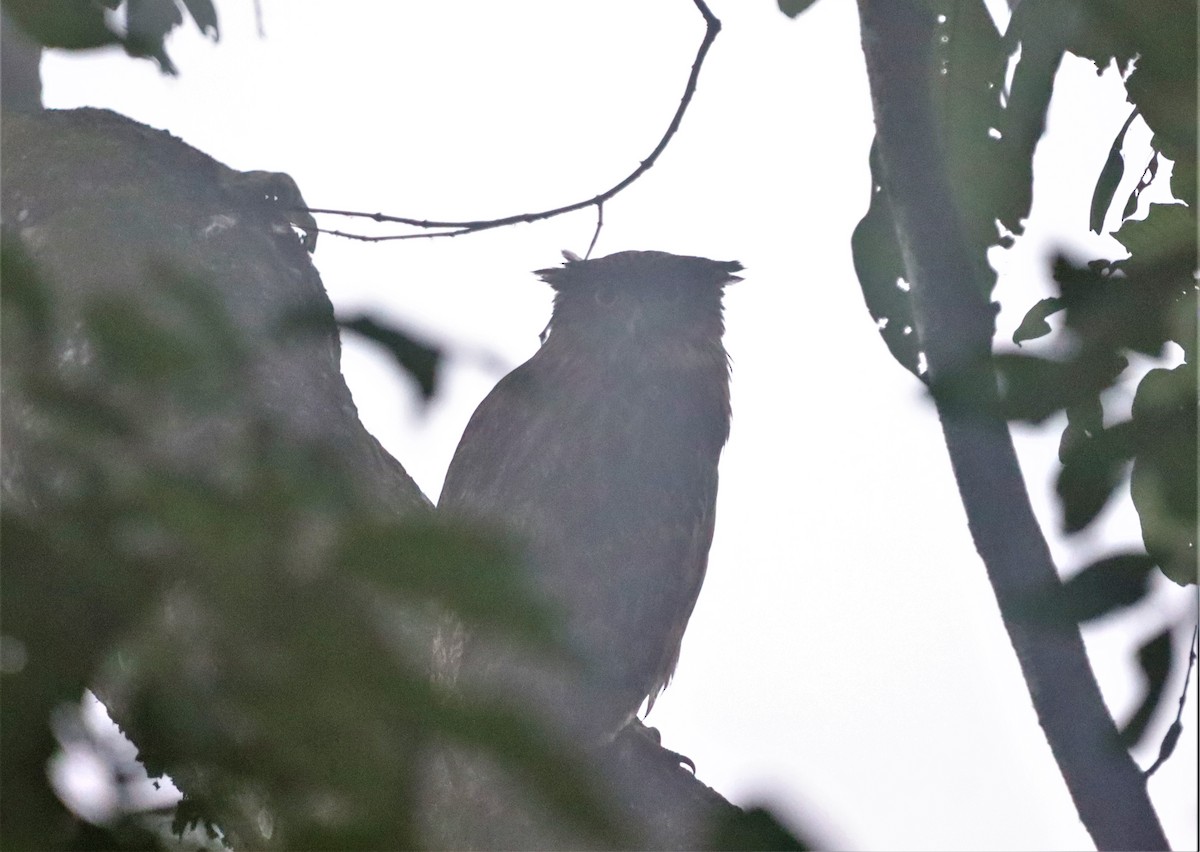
855, 2, 1169, 849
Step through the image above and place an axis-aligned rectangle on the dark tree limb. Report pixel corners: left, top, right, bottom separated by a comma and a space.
855, 2, 1170, 849
1, 105, 771, 850
306, 0, 723, 245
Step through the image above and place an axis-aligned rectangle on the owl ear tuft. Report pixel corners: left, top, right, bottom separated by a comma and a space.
716, 260, 744, 284
534, 265, 570, 290
535, 255, 583, 291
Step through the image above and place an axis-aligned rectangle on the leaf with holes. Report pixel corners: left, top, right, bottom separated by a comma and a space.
851, 143, 922, 379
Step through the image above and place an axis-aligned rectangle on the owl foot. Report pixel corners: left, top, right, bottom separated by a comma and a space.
614, 719, 696, 774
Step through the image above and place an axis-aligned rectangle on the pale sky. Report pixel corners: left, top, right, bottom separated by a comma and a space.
40, 2, 1198, 849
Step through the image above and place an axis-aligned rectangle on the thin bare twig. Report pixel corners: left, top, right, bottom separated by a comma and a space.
305, 0, 722, 245
585, 202, 604, 259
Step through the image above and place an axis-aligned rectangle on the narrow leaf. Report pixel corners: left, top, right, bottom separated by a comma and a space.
1121, 629, 1173, 748
1058, 553, 1155, 622
1089, 109, 1137, 234
339, 313, 442, 401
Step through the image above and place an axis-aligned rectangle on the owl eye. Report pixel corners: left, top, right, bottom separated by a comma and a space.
594, 287, 617, 307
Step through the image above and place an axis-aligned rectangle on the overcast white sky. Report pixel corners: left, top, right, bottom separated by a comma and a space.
40, 2, 1197, 849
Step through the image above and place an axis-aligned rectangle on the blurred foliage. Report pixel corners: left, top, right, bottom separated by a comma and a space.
0, 236, 626, 848
0, 0, 218, 74
709, 805, 813, 851
849, 0, 1197, 762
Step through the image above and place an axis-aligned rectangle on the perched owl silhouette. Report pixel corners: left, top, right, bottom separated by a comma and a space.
438, 250, 742, 743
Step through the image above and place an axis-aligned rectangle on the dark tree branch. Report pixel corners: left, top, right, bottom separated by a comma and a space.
855, 2, 1170, 850
306, 0, 722, 245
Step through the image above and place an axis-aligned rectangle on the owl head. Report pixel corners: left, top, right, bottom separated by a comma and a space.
535, 250, 743, 343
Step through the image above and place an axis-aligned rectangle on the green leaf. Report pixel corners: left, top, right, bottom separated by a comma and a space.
26, 380, 138, 439
1056, 419, 1136, 532
0, 233, 54, 349
435, 698, 628, 846
851, 142, 922, 379
1058, 553, 1155, 622
1058, 0, 1136, 72
337, 517, 566, 652
179, 0, 219, 38
84, 296, 198, 383
1011, 552, 1155, 626
1012, 297, 1063, 346
124, 0, 184, 74
777, 0, 821, 17
1052, 251, 1195, 359
1121, 628, 1173, 748
1169, 148, 1197, 208
999, 0, 1071, 232
1112, 202, 1197, 261
1130, 364, 1197, 585
148, 264, 247, 368
339, 313, 443, 401
993, 352, 1127, 423
0, 0, 120, 49
1117, 0, 1197, 166
1058, 396, 1103, 464
1089, 109, 1137, 234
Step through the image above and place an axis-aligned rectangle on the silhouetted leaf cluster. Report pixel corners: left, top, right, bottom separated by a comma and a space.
997, 0, 1198, 765
1007, 212, 1196, 589
854, 1, 1197, 592
849, 0, 1196, 775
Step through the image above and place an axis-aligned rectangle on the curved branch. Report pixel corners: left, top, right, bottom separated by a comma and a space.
305, 0, 722, 244
856, 2, 1170, 850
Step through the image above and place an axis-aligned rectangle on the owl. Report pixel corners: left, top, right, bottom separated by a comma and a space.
438, 250, 742, 743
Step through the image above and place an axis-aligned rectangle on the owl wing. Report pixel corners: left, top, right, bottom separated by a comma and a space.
439, 352, 725, 734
